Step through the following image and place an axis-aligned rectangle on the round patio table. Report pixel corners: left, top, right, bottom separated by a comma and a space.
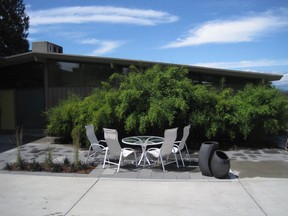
122, 136, 164, 166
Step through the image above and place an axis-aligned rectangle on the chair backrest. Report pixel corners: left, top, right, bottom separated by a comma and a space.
85, 124, 99, 144
178, 125, 191, 150
160, 127, 178, 156
103, 128, 122, 158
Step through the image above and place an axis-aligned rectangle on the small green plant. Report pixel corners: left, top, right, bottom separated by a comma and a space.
4, 163, 12, 171
71, 163, 78, 172
52, 163, 64, 172
44, 146, 54, 168
16, 158, 27, 170
15, 125, 23, 167
30, 159, 42, 171
80, 162, 89, 173
71, 126, 81, 169
63, 156, 70, 166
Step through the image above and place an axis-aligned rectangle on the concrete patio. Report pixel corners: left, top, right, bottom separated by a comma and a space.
1, 136, 288, 179
0, 135, 288, 215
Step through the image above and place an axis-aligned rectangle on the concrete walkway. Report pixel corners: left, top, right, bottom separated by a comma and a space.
0, 174, 287, 216
0, 136, 288, 215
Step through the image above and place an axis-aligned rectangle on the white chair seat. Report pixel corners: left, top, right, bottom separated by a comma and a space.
122, 148, 136, 157
146, 148, 160, 158
103, 128, 138, 172
145, 128, 178, 172
172, 146, 179, 153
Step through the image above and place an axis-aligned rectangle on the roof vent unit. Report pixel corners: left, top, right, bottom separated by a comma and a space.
32, 41, 63, 54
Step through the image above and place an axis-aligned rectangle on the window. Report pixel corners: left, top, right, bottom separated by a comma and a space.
48, 61, 81, 87
82, 63, 114, 86
48, 60, 115, 87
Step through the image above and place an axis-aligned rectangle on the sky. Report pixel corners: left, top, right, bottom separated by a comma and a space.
24, 0, 288, 91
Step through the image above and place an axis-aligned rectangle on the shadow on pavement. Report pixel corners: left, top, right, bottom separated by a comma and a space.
0, 132, 44, 153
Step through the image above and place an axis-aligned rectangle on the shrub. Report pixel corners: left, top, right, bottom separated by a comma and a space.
233, 84, 288, 144
45, 65, 288, 149
114, 65, 193, 134
45, 94, 81, 140
189, 85, 218, 144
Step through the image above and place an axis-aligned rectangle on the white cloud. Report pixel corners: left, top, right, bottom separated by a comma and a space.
194, 59, 288, 69
162, 9, 288, 48
28, 6, 178, 26
80, 39, 124, 55
194, 58, 288, 92
28, 27, 39, 34
81, 39, 102, 45
273, 74, 288, 92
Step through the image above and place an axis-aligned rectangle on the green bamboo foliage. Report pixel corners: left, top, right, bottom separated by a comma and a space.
45, 65, 288, 148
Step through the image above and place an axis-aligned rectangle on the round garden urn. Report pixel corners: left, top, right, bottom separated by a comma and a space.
198, 141, 219, 176
210, 150, 230, 179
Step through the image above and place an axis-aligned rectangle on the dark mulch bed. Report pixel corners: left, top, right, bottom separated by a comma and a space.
4, 160, 97, 174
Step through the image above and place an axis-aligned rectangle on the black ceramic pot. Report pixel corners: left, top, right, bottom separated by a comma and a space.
198, 141, 219, 176
210, 150, 230, 179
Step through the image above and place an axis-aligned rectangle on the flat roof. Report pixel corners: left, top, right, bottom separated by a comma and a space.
0, 51, 283, 81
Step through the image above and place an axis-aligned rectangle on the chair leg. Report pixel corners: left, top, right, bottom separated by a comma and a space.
174, 152, 179, 168
117, 153, 123, 172
159, 155, 166, 172
103, 149, 109, 168
143, 152, 146, 167
133, 151, 138, 167
86, 147, 92, 163
179, 151, 185, 167
185, 143, 191, 160
93, 152, 97, 161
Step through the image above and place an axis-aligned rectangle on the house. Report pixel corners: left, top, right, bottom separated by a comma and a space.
0, 41, 283, 131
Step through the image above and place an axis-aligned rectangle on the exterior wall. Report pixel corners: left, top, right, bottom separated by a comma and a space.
47, 86, 93, 108
16, 89, 45, 128
0, 89, 45, 130
0, 90, 16, 130
0, 62, 45, 130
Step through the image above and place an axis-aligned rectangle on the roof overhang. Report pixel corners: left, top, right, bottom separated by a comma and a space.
0, 52, 283, 81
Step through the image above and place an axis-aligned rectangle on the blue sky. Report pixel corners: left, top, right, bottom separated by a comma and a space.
24, 0, 288, 91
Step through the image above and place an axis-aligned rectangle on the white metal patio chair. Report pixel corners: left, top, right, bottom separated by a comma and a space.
85, 124, 107, 163
173, 125, 191, 166
145, 127, 179, 172
103, 128, 138, 172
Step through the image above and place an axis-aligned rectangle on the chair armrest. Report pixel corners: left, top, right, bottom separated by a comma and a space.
173, 144, 180, 148
146, 147, 159, 152
91, 143, 106, 150
173, 141, 180, 147
123, 147, 136, 151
